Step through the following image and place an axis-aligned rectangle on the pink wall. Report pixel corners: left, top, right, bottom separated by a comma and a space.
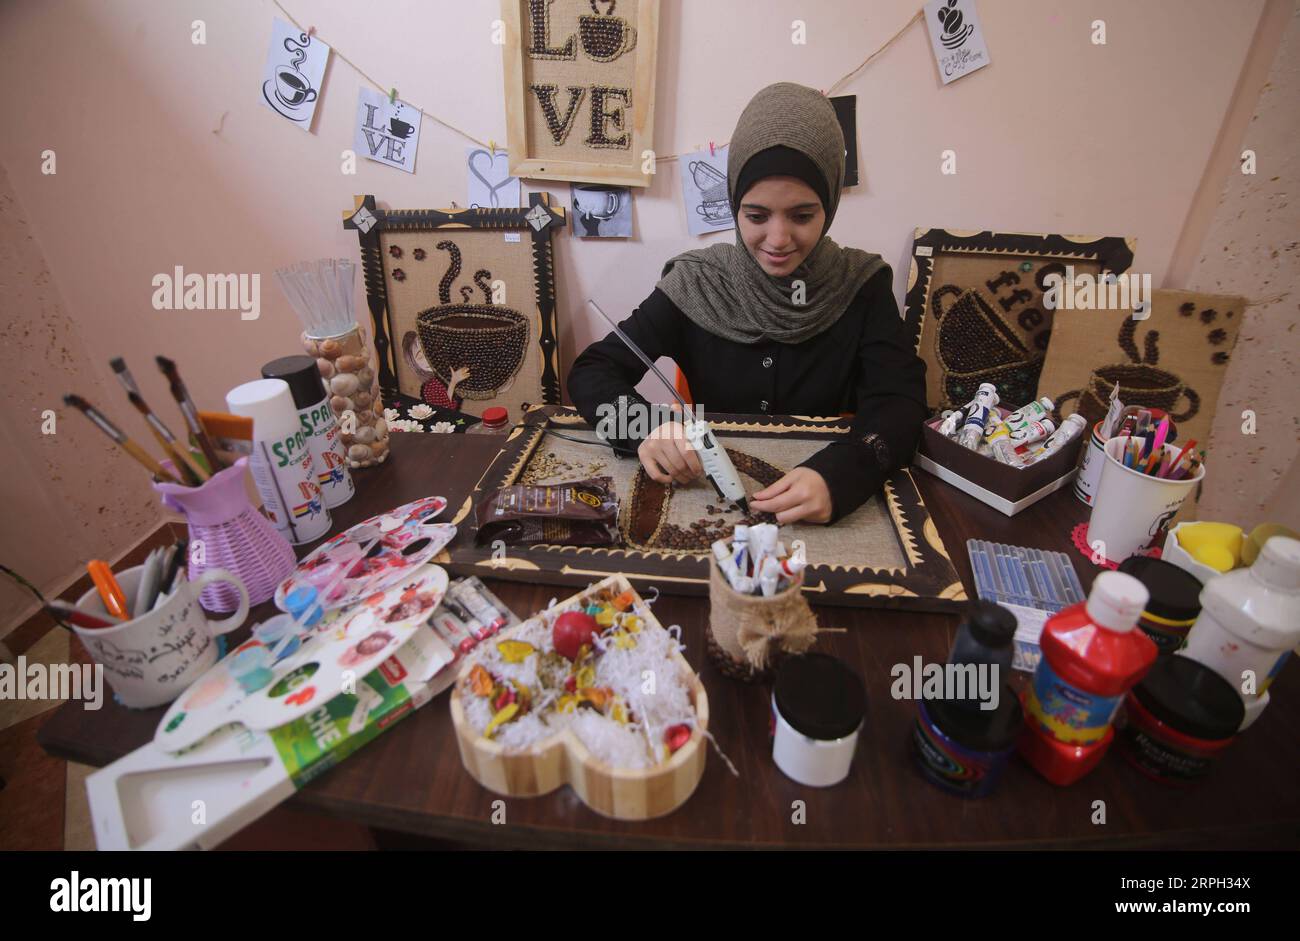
0, 0, 1290, 628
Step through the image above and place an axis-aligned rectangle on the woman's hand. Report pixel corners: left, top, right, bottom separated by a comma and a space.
638, 421, 703, 485
750, 468, 833, 524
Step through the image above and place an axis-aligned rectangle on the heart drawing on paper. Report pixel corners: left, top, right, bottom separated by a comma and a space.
468, 149, 514, 209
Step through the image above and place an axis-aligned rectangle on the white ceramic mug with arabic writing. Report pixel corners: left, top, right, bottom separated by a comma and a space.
74, 565, 249, 709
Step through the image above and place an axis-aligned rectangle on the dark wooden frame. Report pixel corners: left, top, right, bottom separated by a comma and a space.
902, 227, 1136, 353
442, 404, 967, 612
342, 192, 567, 406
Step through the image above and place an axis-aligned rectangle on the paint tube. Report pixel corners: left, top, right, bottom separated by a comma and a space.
1022, 413, 1087, 465
433, 611, 477, 654
986, 422, 1021, 466
1003, 397, 1054, 428
1008, 418, 1055, 447
442, 594, 488, 640
713, 539, 753, 594
451, 582, 507, 635
937, 409, 962, 438
759, 555, 782, 597
748, 523, 780, 580
957, 405, 994, 450
732, 524, 750, 575
1101, 384, 1124, 438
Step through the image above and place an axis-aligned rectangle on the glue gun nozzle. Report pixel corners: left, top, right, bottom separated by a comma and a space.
736, 497, 749, 514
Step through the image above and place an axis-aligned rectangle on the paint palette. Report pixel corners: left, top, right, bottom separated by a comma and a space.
274, 496, 453, 613
156, 564, 453, 752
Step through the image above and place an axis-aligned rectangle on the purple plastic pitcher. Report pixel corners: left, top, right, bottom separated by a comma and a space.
153, 457, 296, 611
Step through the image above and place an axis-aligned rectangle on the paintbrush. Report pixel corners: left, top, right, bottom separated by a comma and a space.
109, 357, 141, 396
63, 394, 182, 484
113, 357, 205, 484
126, 391, 208, 485
156, 356, 224, 472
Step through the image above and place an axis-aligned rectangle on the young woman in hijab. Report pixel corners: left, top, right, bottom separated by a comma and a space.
567, 83, 927, 525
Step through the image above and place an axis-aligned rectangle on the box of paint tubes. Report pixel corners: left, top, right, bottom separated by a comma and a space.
914, 387, 1087, 515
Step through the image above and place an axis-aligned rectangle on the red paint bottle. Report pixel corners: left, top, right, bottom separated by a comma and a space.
1019, 571, 1158, 785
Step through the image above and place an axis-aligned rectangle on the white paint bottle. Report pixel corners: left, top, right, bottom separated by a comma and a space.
226, 378, 331, 545
1179, 536, 1300, 729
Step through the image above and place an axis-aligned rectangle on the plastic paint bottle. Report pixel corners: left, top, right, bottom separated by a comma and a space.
466, 406, 510, 435
227, 378, 331, 546
261, 355, 354, 509
946, 600, 1016, 705
913, 689, 1022, 797
1019, 571, 1157, 785
1179, 535, 1300, 730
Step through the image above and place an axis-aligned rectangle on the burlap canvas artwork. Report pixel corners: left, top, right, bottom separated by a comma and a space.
1037, 289, 1246, 458
905, 228, 1136, 413
379, 229, 544, 420
518, 428, 907, 571
505, 0, 658, 186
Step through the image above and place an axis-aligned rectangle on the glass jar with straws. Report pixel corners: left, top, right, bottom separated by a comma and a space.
275, 259, 389, 468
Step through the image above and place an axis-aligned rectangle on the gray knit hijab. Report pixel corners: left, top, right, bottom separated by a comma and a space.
657, 82, 885, 346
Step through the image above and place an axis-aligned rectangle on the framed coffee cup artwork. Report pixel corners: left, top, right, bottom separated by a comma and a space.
342, 193, 567, 422
1037, 288, 1246, 464
904, 227, 1135, 412
501, 0, 660, 187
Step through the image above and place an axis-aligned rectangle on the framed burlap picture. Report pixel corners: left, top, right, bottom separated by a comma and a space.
1037, 289, 1246, 456
501, 0, 659, 187
441, 404, 966, 613
904, 228, 1135, 412
342, 193, 567, 420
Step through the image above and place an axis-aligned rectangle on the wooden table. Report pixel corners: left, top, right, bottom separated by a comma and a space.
37, 432, 1300, 849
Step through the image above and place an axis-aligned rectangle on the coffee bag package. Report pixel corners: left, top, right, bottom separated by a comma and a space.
475, 477, 620, 548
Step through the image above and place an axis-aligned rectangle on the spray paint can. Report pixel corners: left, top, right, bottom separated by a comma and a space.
226, 379, 331, 545
261, 356, 354, 509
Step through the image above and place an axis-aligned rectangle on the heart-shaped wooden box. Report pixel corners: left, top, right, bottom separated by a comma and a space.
449, 575, 709, 820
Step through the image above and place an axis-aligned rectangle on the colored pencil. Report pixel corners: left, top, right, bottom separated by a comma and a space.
63, 394, 182, 484
156, 356, 224, 472
88, 560, 130, 620
1166, 439, 1198, 477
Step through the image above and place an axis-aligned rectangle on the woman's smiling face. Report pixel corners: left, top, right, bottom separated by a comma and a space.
736, 176, 825, 277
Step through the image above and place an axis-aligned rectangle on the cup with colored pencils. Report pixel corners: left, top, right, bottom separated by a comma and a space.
1087, 435, 1207, 566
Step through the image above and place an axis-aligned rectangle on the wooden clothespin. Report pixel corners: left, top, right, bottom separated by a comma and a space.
489, 139, 497, 155
709, 141, 715, 157
389, 88, 398, 104
307, 25, 316, 38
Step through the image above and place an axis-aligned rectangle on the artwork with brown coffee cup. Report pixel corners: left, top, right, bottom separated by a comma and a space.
503, 0, 659, 186
905, 228, 1135, 412
1038, 288, 1245, 465
343, 194, 566, 423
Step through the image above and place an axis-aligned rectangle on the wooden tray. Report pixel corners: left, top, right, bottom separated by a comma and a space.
448, 575, 709, 820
